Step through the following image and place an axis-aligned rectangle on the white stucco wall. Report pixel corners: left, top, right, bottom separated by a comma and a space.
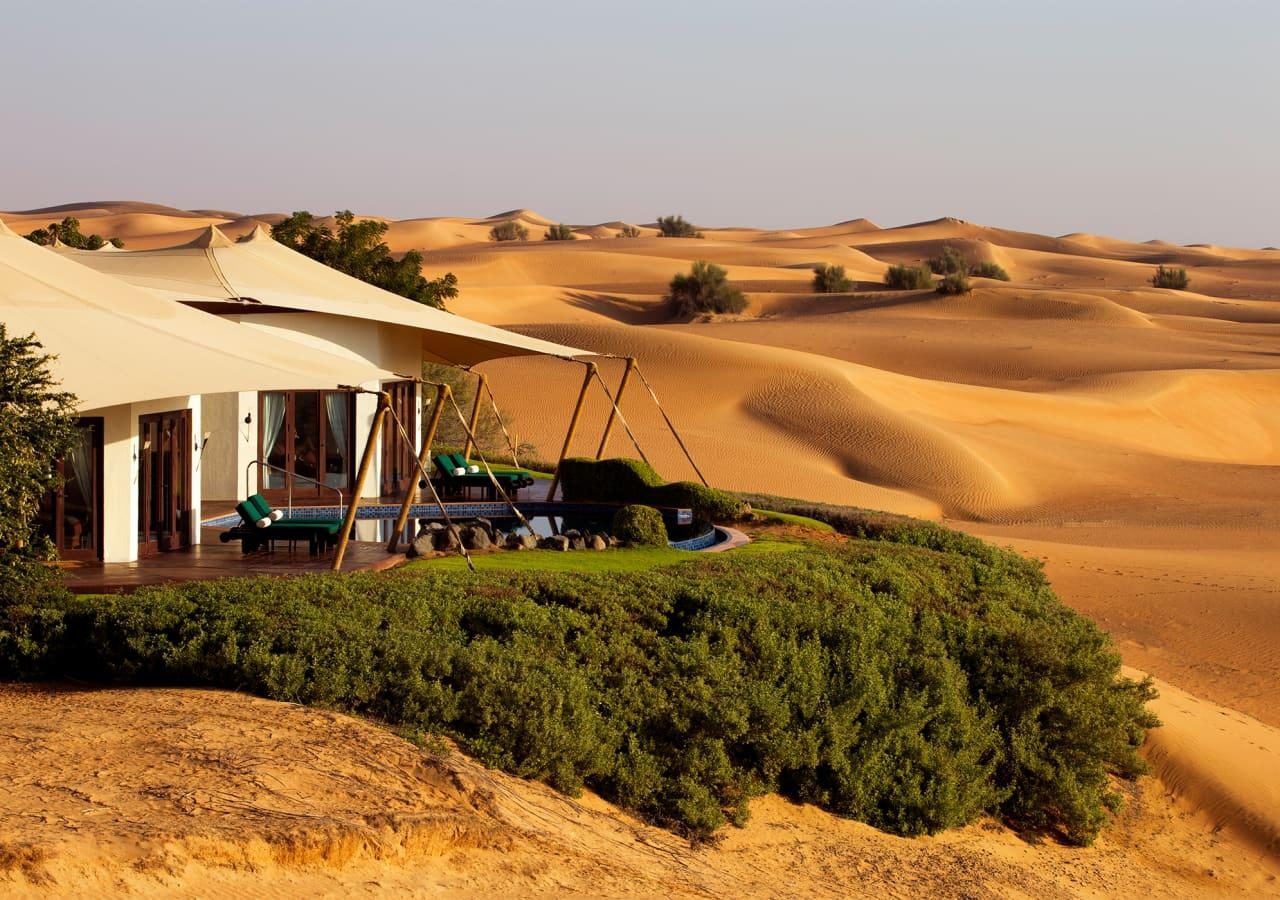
96, 394, 201, 564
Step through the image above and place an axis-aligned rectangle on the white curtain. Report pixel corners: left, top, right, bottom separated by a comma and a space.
324, 393, 349, 487
66, 426, 94, 504
262, 393, 287, 488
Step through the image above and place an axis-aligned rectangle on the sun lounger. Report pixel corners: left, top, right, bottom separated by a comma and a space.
219, 493, 344, 555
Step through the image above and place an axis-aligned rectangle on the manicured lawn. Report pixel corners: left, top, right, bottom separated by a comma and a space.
753, 509, 836, 532
406, 537, 798, 573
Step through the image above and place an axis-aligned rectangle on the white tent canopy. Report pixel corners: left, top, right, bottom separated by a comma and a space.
0, 220, 390, 413
56, 224, 592, 366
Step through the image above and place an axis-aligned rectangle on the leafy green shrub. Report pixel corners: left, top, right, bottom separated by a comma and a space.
1150, 265, 1189, 290
970, 261, 1010, 281
936, 272, 972, 295
544, 223, 576, 241
812, 263, 853, 293
489, 221, 530, 242
1, 528, 1156, 845
928, 245, 968, 275
884, 264, 934, 290
560, 458, 746, 523
616, 225, 642, 238
656, 215, 704, 239
611, 505, 669, 546
667, 260, 747, 317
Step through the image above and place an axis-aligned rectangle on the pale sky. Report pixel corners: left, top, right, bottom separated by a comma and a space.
3, 0, 1277, 246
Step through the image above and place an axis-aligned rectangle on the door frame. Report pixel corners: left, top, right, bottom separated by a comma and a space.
138, 409, 192, 557
257, 390, 355, 501
41, 417, 104, 561
380, 381, 418, 497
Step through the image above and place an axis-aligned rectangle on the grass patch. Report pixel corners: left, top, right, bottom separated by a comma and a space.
753, 509, 836, 533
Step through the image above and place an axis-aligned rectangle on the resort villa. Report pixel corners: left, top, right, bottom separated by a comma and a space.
0, 218, 588, 568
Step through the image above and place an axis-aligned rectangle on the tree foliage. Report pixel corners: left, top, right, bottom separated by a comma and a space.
489, 221, 530, 242
616, 225, 642, 239
656, 215, 704, 239
271, 211, 457, 309
0, 327, 80, 602
24, 217, 123, 250
884, 264, 934, 290
544, 223, 576, 241
812, 263, 853, 293
666, 260, 747, 317
1150, 265, 1189, 290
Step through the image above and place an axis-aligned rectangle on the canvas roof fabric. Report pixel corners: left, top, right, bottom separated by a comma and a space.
54, 224, 593, 366
0, 219, 390, 413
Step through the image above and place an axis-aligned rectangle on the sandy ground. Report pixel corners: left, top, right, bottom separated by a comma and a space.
1, 684, 1276, 898
3, 202, 1280, 894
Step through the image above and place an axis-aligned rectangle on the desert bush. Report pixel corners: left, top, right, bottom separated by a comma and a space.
649, 481, 747, 523
970, 261, 1010, 281
24, 217, 123, 249
616, 225, 642, 238
0, 524, 1156, 845
611, 505, 669, 546
544, 223, 576, 241
928, 245, 968, 275
812, 263, 853, 293
656, 215, 704, 239
884, 264, 934, 290
667, 260, 747, 317
936, 272, 972, 295
489, 221, 530, 242
1150, 265, 1189, 290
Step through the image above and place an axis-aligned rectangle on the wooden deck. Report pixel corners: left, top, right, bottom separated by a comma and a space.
61, 528, 405, 595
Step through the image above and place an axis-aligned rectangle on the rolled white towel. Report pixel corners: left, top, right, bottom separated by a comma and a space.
269, 509, 284, 521
255, 517, 273, 529
467, 465, 480, 474
453, 467, 467, 476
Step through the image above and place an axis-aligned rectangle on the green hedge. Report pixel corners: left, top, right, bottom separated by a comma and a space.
1, 525, 1155, 845
560, 458, 747, 523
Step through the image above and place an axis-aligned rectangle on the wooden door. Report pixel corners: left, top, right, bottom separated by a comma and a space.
380, 381, 417, 497
138, 410, 192, 556
37, 418, 104, 560
259, 390, 354, 501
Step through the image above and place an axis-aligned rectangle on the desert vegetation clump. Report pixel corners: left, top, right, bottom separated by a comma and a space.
272, 211, 458, 309
812, 263, 853, 293
558, 457, 746, 523
489, 221, 530, 242
610, 505, 669, 546
24, 217, 123, 249
884, 264, 934, 290
616, 225, 643, 239
656, 215, 704, 239
0, 505, 1157, 845
936, 272, 972, 295
970, 261, 1010, 281
1150, 265, 1189, 290
544, 223, 576, 241
928, 245, 968, 275
666, 260, 747, 317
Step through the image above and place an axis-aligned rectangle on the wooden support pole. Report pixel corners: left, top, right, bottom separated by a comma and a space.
546, 362, 597, 502
332, 391, 389, 572
595, 356, 636, 459
386, 382, 449, 553
462, 371, 487, 460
